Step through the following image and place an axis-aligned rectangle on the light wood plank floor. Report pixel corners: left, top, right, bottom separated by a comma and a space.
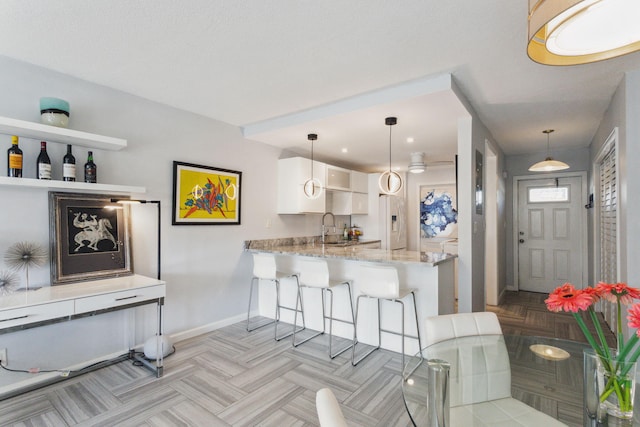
0, 291, 614, 426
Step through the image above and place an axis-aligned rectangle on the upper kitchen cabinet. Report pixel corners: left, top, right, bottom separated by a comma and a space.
351, 171, 368, 193
277, 157, 326, 214
330, 191, 368, 215
325, 165, 351, 191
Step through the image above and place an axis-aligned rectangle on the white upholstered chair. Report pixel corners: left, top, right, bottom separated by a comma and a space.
423, 311, 503, 347
423, 312, 568, 426
316, 388, 348, 427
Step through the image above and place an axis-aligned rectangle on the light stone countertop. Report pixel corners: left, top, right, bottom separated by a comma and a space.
247, 243, 457, 267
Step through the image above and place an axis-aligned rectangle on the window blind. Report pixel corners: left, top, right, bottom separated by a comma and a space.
599, 143, 617, 331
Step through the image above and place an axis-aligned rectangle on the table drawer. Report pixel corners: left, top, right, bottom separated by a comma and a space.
75, 285, 165, 314
0, 300, 75, 329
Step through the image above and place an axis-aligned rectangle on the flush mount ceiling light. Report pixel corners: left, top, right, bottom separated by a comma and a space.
528, 0, 640, 65
408, 152, 426, 174
379, 117, 403, 195
303, 133, 323, 199
529, 129, 570, 172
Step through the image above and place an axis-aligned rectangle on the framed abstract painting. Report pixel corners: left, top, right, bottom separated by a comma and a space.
419, 185, 458, 239
172, 161, 242, 225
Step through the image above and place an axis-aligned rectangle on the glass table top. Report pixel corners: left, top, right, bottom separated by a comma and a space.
400, 334, 626, 427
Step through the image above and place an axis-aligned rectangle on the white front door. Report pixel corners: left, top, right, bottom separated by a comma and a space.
517, 176, 584, 293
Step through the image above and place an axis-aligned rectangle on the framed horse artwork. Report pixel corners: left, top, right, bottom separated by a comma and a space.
49, 192, 133, 284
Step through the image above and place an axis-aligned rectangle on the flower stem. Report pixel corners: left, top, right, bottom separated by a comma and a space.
573, 313, 603, 356
618, 300, 624, 354
589, 308, 613, 361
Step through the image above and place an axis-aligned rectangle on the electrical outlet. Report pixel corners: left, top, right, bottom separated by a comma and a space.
0, 348, 6, 367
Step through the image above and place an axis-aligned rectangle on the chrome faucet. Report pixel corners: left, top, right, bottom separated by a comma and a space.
321, 212, 336, 244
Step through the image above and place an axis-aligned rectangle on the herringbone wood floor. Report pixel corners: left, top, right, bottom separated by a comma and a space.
0, 291, 616, 426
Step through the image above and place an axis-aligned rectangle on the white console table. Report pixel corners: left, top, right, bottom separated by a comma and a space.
0, 274, 166, 399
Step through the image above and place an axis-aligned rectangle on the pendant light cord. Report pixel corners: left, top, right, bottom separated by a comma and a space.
544, 129, 554, 159
311, 139, 314, 178
308, 133, 318, 181
389, 124, 392, 172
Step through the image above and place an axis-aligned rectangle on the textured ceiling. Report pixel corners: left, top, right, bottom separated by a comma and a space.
0, 0, 638, 171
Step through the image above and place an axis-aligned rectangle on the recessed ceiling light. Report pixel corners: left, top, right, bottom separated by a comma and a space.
406, 137, 414, 143
341, 148, 348, 153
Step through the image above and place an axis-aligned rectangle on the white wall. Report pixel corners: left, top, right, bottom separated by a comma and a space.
455, 115, 506, 313
623, 70, 640, 293
585, 70, 640, 340
0, 56, 317, 389
589, 77, 625, 286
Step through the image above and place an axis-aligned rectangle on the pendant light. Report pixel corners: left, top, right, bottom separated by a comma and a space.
528, 0, 640, 65
378, 117, 403, 194
408, 152, 426, 174
528, 129, 570, 172
303, 133, 323, 199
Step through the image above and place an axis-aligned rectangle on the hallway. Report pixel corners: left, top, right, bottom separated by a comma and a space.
488, 290, 616, 348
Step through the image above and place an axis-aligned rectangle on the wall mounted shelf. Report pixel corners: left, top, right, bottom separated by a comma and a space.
0, 176, 145, 194
0, 116, 127, 151
0, 115, 141, 193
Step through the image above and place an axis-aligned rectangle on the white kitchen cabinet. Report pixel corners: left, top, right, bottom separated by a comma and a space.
326, 165, 351, 191
351, 171, 368, 193
277, 157, 326, 214
330, 191, 368, 215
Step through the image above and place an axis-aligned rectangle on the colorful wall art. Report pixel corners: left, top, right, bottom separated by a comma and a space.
420, 185, 458, 239
172, 161, 242, 225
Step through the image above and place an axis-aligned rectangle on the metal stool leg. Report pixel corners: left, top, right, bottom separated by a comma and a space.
294, 282, 355, 358
398, 299, 406, 369
410, 291, 424, 362
352, 295, 381, 366
292, 285, 324, 347
275, 274, 305, 341
326, 285, 355, 358
246, 276, 276, 332
403, 291, 425, 379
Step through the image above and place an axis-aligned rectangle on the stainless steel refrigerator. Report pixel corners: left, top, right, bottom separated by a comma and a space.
379, 194, 407, 251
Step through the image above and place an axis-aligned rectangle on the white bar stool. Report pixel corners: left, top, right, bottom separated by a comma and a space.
246, 252, 305, 341
352, 263, 423, 370
292, 258, 355, 358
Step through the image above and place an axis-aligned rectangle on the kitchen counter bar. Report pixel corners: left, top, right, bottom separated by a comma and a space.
244, 238, 457, 355
248, 243, 455, 266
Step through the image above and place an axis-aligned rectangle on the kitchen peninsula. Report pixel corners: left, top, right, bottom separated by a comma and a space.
244, 237, 457, 356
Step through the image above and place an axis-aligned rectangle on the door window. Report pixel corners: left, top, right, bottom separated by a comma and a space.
527, 186, 570, 203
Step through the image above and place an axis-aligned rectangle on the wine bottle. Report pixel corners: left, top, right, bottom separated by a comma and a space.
7, 135, 22, 177
63, 144, 76, 182
84, 151, 97, 183
36, 141, 51, 180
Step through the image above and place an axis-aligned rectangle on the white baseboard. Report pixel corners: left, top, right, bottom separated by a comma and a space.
168, 311, 254, 343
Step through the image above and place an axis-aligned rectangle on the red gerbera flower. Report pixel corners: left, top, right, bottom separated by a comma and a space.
627, 304, 640, 338
545, 283, 594, 313
582, 286, 603, 303
596, 282, 640, 305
